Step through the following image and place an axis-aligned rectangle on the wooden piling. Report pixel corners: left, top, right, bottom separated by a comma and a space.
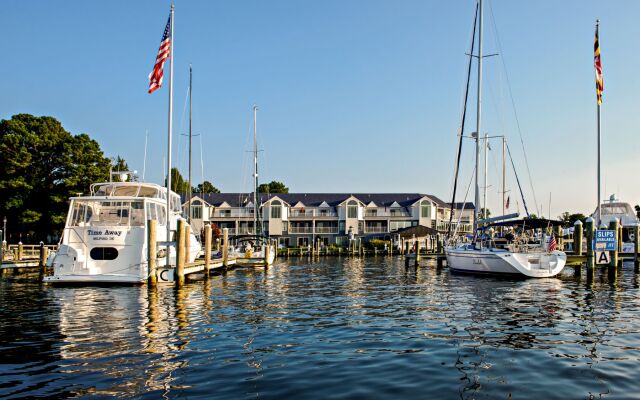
222, 228, 229, 267
184, 222, 191, 267
38, 242, 47, 278
176, 219, 186, 284
18, 242, 23, 261
389, 240, 393, 256
609, 218, 619, 268
553, 225, 563, 250
204, 224, 212, 274
585, 217, 595, 271
634, 224, 639, 270
147, 219, 157, 285
573, 220, 583, 256
265, 243, 271, 266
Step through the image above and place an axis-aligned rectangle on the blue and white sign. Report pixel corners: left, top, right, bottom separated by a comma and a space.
595, 230, 617, 251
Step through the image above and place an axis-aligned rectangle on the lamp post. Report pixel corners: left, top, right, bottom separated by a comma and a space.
3, 216, 6, 246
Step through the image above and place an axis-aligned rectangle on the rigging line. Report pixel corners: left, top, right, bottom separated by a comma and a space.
176, 85, 190, 182
487, 0, 540, 216
506, 142, 530, 217
199, 133, 204, 193
451, 165, 476, 239
448, 0, 479, 239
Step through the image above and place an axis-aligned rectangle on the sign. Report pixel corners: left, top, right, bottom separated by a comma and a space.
596, 251, 611, 265
594, 230, 617, 251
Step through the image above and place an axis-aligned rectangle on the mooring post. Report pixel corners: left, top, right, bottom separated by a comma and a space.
264, 243, 271, 266
414, 240, 421, 266
204, 224, 212, 274
634, 224, 639, 271
222, 228, 229, 267
147, 219, 157, 285
0, 230, 3, 262
574, 220, 583, 256
553, 225, 563, 251
585, 217, 595, 273
18, 242, 23, 261
38, 241, 46, 278
184, 223, 191, 267
176, 219, 186, 285
609, 218, 619, 268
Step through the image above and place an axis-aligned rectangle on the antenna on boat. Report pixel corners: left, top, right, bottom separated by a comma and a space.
142, 129, 149, 181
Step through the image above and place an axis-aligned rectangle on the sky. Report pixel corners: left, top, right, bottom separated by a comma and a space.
2, 0, 640, 218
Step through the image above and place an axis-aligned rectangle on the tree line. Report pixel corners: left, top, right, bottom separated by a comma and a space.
0, 114, 289, 243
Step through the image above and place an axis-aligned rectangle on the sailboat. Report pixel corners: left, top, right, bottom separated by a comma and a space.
234, 106, 276, 267
444, 0, 566, 278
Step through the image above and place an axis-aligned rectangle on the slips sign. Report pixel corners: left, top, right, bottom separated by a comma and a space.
594, 230, 616, 251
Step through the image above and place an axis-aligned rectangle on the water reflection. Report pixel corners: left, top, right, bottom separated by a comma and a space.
0, 259, 639, 399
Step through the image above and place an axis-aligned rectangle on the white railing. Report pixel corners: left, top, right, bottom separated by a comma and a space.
289, 227, 313, 233
365, 226, 387, 233
214, 210, 254, 218
315, 227, 339, 233
289, 210, 315, 217
237, 228, 256, 235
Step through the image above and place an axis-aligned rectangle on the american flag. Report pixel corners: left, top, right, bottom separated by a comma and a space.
148, 14, 172, 94
594, 22, 604, 105
548, 233, 557, 252
505, 196, 510, 209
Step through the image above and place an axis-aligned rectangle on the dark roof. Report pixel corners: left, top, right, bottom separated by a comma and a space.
487, 218, 566, 229
448, 202, 476, 210
187, 193, 454, 208
395, 224, 440, 238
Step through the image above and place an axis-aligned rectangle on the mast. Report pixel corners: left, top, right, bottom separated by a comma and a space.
483, 133, 488, 219
502, 136, 506, 218
166, 4, 174, 260
596, 19, 602, 226
473, 0, 483, 235
253, 105, 259, 236
188, 64, 193, 223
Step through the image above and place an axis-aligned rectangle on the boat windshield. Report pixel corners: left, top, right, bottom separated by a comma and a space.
92, 184, 164, 199
68, 199, 165, 227
601, 203, 633, 216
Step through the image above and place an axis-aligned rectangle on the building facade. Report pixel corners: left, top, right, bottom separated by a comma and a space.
184, 193, 474, 247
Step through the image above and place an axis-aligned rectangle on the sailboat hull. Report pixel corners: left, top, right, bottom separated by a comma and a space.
445, 246, 566, 278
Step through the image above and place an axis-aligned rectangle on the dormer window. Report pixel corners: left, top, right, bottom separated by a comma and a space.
421, 200, 432, 218
347, 200, 358, 218
271, 200, 282, 218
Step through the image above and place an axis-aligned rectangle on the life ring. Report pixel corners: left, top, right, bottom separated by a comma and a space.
629, 232, 635, 242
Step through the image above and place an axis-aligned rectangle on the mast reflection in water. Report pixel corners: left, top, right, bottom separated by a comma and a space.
1, 258, 639, 399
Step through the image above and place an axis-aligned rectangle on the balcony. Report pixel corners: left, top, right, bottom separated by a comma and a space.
315, 226, 339, 234
289, 226, 313, 234
214, 210, 254, 218
364, 210, 412, 217
365, 226, 388, 233
289, 210, 315, 218
237, 227, 256, 235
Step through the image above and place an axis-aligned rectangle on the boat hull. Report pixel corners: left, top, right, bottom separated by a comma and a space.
445, 247, 566, 278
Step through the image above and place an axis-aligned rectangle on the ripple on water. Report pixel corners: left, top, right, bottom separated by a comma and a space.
1, 260, 640, 399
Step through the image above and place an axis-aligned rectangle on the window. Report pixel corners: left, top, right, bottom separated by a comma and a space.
220, 209, 231, 217
191, 206, 202, 219
421, 201, 431, 218
339, 221, 345, 234
347, 200, 358, 218
283, 221, 288, 232
90, 247, 118, 260
271, 200, 282, 218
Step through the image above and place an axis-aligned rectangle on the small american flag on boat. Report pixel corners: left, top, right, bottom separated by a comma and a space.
548, 233, 557, 252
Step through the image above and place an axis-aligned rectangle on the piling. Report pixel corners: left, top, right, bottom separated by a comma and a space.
553, 225, 563, 250
436, 234, 443, 254
265, 243, 271, 266
204, 224, 212, 274
184, 222, 191, 267
609, 218, 619, 268
634, 224, 639, 270
38, 242, 46, 278
573, 220, 583, 256
176, 219, 186, 284
222, 228, 229, 267
389, 240, 393, 256
147, 219, 158, 285
585, 217, 595, 272
18, 242, 23, 261
414, 240, 421, 266
0, 230, 3, 262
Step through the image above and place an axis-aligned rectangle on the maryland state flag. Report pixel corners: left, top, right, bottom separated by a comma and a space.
594, 22, 604, 105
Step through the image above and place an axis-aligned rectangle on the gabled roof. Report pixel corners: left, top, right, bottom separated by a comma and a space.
395, 224, 440, 238
448, 202, 476, 210
189, 193, 457, 208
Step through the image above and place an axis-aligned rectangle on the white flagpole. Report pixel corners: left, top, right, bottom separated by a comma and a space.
166, 4, 175, 264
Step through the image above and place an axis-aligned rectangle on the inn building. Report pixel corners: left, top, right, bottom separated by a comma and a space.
183, 193, 474, 247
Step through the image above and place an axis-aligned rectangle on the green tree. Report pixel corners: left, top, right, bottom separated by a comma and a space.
559, 212, 587, 225
195, 180, 220, 194
0, 114, 111, 241
167, 167, 191, 194
111, 155, 136, 182
258, 180, 289, 194
479, 208, 491, 219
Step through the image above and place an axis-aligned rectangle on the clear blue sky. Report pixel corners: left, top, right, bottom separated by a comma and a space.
2, 0, 639, 217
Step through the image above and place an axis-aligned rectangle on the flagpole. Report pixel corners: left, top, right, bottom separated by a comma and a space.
596, 19, 601, 227
166, 3, 175, 263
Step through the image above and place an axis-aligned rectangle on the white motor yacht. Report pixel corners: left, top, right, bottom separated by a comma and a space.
44, 181, 201, 284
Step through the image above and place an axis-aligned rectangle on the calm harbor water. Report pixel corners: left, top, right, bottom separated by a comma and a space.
1, 258, 640, 399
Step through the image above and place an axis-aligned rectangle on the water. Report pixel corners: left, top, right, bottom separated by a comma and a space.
1, 258, 640, 399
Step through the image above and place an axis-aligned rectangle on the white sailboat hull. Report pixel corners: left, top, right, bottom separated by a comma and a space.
445, 246, 566, 278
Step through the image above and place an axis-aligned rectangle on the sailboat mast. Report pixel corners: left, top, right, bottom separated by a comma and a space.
253, 105, 259, 236
474, 0, 483, 234
166, 4, 174, 259
188, 64, 193, 223
502, 136, 506, 218
483, 133, 488, 219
